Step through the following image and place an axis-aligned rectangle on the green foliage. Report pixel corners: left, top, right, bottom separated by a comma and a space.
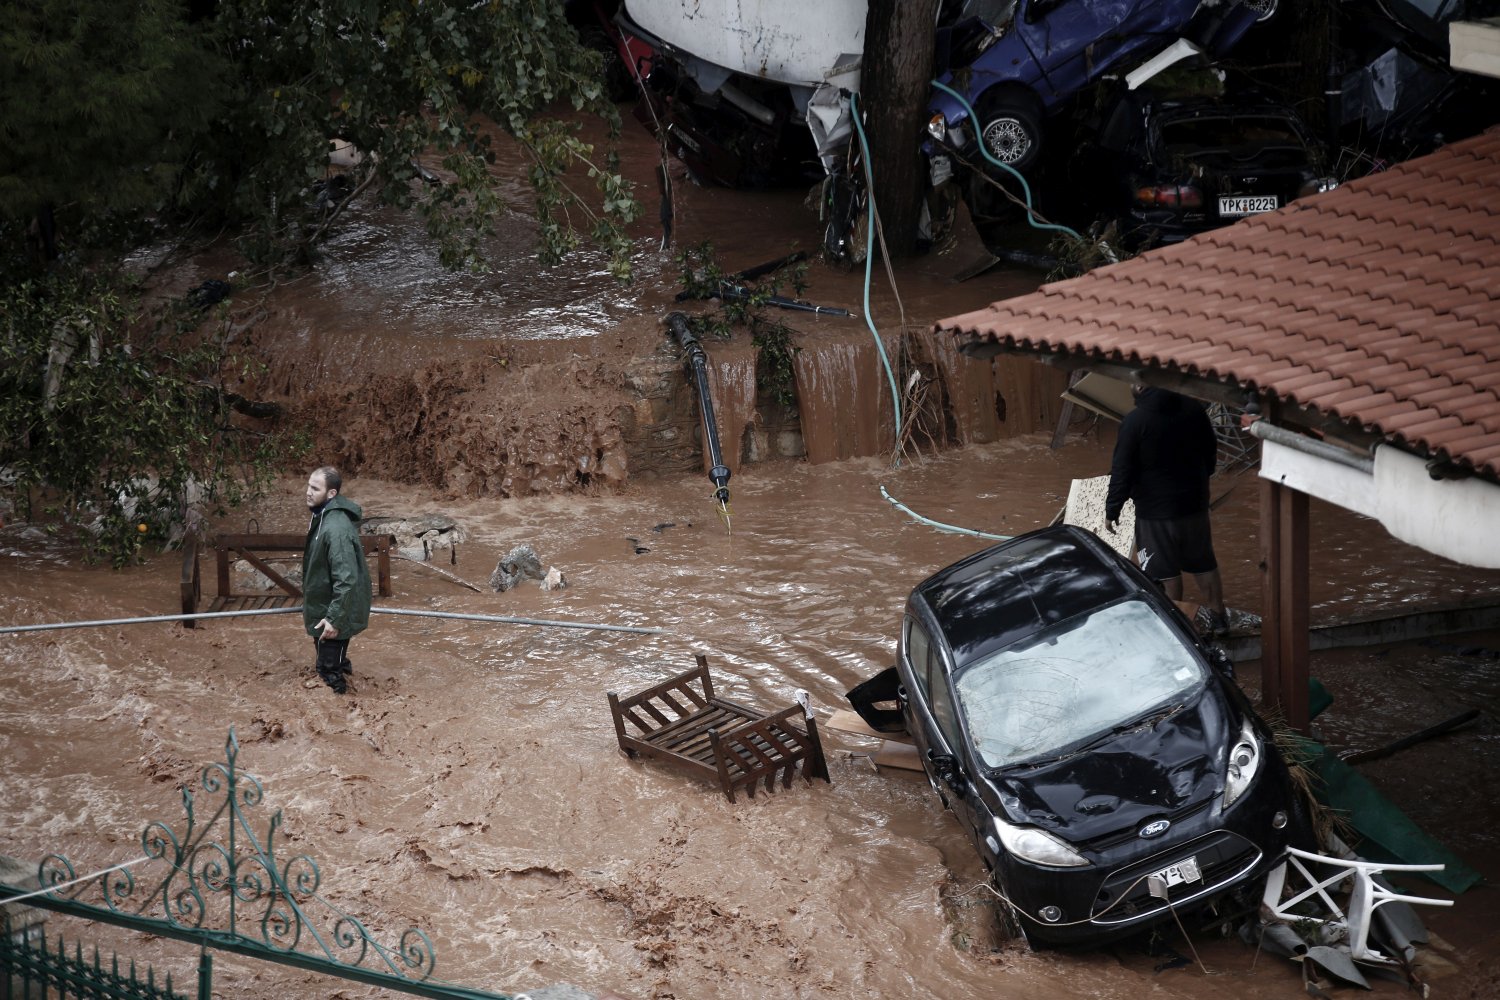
675, 242, 805, 408
0, 1, 636, 564
0, 0, 223, 234
201, 0, 639, 274
0, 266, 302, 565
2, 0, 639, 275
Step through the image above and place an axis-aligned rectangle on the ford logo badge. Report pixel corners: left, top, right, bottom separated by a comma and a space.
1139, 819, 1171, 839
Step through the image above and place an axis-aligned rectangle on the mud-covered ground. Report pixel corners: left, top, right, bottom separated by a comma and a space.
3, 451, 1499, 1000
4, 114, 1500, 1000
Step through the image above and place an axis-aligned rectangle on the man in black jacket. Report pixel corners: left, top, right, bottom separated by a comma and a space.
1105, 386, 1228, 636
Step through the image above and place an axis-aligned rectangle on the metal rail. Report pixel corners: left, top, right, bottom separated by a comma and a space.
1, 606, 662, 636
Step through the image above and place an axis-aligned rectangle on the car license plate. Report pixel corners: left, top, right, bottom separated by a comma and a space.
1149, 855, 1203, 889
1219, 195, 1278, 217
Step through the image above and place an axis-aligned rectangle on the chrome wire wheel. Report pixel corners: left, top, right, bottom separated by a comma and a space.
982, 116, 1032, 165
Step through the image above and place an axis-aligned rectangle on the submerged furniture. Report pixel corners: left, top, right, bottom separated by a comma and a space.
608, 655, 830, 802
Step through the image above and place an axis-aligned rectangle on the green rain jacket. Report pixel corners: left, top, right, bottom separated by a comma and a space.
302, 495, 372, 639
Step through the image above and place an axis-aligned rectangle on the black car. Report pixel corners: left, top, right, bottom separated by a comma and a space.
874, 525, 1308, 946
1076, 88, 1336, 250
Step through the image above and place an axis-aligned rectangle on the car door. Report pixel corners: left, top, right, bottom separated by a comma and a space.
904, 615, 989, 849
1014, 0, 1175, 106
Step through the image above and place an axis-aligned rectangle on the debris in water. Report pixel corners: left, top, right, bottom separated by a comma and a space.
625, 537, 650, 555
542, 567, 567, 591
650, 522, 676, 533
489, 544, 545, 592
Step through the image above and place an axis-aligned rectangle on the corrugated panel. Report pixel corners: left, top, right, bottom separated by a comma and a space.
939, 129, 1500, 480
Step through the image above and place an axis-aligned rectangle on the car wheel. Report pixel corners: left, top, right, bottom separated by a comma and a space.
1241, 0, 1278, 21
992, 880, 1049, 950
974, 91, 1043, 175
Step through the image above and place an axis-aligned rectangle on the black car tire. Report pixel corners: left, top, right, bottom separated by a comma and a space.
995, 895, 1033, 947
974, 90, 1044, 175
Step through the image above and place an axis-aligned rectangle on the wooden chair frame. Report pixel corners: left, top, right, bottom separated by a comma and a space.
608, 655, 830, 802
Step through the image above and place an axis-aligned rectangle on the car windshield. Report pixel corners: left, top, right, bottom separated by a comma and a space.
1160, 114, 1309, 169
954, 598, 1206, 769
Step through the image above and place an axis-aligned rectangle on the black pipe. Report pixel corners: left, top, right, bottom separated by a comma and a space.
674, 251, 806, 302
665, 312, 731, 506
714, 284, 855, 317
731, 250, 806, 283
678, 281, 853, 316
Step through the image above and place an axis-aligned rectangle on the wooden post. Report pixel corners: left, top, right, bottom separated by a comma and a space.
180, 528, 202, 625
1260, 478, 1311, 732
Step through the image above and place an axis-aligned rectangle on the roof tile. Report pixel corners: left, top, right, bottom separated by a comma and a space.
937, 132, 1500, 480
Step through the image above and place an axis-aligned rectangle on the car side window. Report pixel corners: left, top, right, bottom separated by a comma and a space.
927, 653, 962, 751
905, 617, 932, 699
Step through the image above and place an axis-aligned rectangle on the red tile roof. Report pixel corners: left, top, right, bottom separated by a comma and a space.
938, 129, 1500, 480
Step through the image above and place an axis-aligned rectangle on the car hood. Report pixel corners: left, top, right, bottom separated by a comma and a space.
988, 693, 1233, 845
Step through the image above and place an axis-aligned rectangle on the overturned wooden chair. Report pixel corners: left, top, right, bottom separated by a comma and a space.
608, 655, 831, 802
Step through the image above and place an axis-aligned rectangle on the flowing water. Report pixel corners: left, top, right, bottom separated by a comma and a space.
2, 116, 1499, 999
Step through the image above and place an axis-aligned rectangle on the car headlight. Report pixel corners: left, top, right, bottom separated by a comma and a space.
1223, 718, 1262, 807
927, 114, 948, 142
994, 816, 1090, 868
1298, 176, 1339, 198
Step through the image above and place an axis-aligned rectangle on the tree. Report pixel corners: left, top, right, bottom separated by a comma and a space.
188, 0, 640, 274
859, 0, 939, 259
1, 0, 639, 274
0, 1, 638, 562
0, 0, 222, 260
0, 267, 298, 565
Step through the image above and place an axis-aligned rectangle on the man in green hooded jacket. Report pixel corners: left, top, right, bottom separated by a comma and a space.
302, 466, 372, 694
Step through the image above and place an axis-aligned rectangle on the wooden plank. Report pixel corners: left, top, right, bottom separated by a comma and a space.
656, 688, 694, 719
873, 741, 924, 772
180, 529, 201, 624
825, 708, 914, 745
216, 533, 305, 550
649, 705, 739, 746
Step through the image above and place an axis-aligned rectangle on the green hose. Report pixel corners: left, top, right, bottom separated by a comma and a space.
929, 78, 1083, 242
848, 91, 903, 457
848, 89, 1012, 544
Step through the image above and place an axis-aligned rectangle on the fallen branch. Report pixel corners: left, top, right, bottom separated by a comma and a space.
1339, 709, 1481, 765
392, 552, 483, 593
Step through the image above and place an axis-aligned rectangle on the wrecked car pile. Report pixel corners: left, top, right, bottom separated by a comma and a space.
576, 0, 1500, 265
1067, 86, 1337, 251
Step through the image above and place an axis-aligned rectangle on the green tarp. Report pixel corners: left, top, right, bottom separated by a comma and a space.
1293, 679, 1481, 894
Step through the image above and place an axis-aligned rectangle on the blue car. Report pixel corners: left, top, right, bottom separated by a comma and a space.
927, 0, 1274, 175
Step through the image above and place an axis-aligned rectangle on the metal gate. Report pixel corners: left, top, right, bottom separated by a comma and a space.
0, 731, 508, 1000
1, 917, 190, 1000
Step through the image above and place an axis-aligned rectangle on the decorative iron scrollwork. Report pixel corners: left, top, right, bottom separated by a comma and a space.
34, 728, 439, 982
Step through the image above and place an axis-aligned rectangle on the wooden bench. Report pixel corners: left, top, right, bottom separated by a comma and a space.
608, 655, 831, 803
204, 532, 392, 612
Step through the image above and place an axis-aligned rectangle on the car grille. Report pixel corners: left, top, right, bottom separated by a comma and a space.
1091, 830, 1261, 925
1085, 796, 1213, 852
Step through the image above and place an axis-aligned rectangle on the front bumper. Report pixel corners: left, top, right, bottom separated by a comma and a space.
995, 763, 1299, 945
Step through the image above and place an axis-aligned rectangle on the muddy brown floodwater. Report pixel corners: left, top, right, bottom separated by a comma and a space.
4, 114, 1500, 1000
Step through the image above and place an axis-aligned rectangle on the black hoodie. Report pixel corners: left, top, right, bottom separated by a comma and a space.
1105, 387, 1217, 522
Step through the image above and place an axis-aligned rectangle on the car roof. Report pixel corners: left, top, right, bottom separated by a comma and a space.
911, 525, 1148, 667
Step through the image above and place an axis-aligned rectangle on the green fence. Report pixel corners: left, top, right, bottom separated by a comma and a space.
0, 730, 510, 1000
1, 917, 190, 1000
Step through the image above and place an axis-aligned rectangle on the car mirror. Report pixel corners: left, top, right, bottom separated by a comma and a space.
927, 750, 967, 794
1022, 0, 1059, 24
